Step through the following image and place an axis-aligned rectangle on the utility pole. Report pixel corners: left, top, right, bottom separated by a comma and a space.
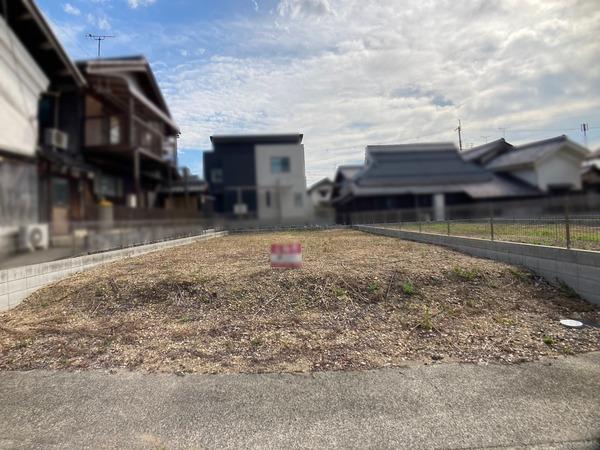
86, 34, 115, 58
455, 119, 463, 151
581, 123, 589, 147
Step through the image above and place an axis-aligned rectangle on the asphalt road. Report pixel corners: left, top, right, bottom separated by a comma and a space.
1, 353, 599, 449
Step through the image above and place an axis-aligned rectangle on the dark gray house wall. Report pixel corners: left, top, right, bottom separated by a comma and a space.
203, 143, 257, 214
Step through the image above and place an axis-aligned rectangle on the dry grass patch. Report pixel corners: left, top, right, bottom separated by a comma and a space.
1, 230, 599, 374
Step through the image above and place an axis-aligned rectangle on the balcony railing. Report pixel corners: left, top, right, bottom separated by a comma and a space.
84, 115, 125, 148
85, 115, 176, 163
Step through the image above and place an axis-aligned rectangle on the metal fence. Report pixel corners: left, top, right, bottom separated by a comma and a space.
0, 214, 339, 270
377, 215, 600, 251
345, 192, 600, 224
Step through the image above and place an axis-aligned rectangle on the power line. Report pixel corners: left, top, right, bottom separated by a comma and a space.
312, 121, 599, 158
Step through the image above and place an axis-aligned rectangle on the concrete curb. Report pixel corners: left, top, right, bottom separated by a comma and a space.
0, 231, 227, 312
356, 225, 600, 305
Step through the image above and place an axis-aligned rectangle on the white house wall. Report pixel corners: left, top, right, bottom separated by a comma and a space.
536, 151, 583, 191
509, 168, 538, 189
0, 14, 49, 157
309, 187, 332, 206
255, 144, 310, 221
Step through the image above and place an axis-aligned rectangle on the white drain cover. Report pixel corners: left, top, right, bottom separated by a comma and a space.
560, 319, 583, 328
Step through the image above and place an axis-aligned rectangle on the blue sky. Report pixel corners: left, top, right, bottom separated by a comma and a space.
38, 0, 600, 185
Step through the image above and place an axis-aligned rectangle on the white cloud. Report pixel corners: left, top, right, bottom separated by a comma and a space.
86, 13, 111, 31
277, 0, 333, 19
127, 0, 156, 9
54, 0, 599, 183
97, 17, 111, 31
63, 3, 81, 16
252, 0, 259, 12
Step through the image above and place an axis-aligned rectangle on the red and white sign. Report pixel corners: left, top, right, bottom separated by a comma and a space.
271, 243, 303, 269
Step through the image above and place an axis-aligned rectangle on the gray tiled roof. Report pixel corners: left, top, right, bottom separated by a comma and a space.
462, 139, 513, 164
336, 165, 363, 181
359, 143, 492, 187
485, 135, 589, 170
308, 178, 333, 192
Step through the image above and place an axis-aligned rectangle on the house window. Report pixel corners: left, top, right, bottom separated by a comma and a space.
38, 95, 55, 129
211, 169, 223, 183
266, 191, 271, 207
51, 178, 69, 207
95, 174, 123, 198
109, 116, 121, 145
294, 192, 304, 208
271, 157, 290, 173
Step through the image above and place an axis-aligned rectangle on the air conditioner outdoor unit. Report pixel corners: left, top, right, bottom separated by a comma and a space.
19, 224, 50, 252
44, 128, 69, 150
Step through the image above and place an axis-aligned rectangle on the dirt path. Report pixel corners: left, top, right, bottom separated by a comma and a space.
1, 230, 598, 373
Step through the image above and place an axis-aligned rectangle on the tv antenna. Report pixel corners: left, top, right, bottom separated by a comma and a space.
86, 33, 115, 58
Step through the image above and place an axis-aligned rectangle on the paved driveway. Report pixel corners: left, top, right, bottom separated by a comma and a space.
1, 353, 599, 449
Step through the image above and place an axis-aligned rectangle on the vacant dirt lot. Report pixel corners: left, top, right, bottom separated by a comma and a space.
1, 230, 599, 373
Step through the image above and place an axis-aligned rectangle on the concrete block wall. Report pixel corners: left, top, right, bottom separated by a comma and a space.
356, 225, 600, 305
0, 230, 227, 312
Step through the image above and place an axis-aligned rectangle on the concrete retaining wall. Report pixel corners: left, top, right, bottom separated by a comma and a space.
0, 230, 227, 312
356, 225, 600, 305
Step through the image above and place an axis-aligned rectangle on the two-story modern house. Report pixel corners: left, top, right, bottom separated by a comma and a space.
204, 134, 310, 222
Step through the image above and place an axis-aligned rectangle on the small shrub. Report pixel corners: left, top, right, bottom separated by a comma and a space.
367, 281, 381, 294
557, 279, 579, 299
452, 267, 478, 281
561, 346, 574, 355
13, 340, 31, 350
250, 337, 263, 348
495, 316, 516, 326
402, 282, 415, 296
542, 336, 555, 346
508, 268, 530, 281
487, 280, 500, 289
465, 298, 478, 309
332, 286, 349, 300
177, 315, 196, 323
420, 306, 433, 331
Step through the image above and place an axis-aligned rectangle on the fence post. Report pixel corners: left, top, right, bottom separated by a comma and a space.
418, 220, 422, 233
447, 220, 450, 236
564, 196, 571, 249
490, 216, 495, 241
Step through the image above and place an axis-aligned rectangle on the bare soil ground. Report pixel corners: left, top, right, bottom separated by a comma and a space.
1, 230, 599, 374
